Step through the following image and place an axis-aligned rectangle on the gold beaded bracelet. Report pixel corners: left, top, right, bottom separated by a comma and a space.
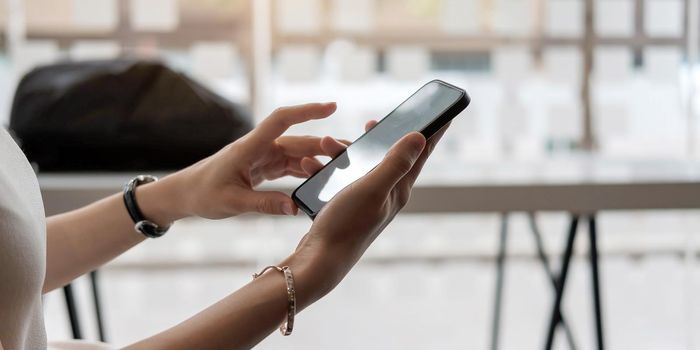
253, 265, 296, 336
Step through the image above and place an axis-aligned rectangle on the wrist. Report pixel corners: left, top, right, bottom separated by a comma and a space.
279, 247, 342, 312
135, 174, 190, 226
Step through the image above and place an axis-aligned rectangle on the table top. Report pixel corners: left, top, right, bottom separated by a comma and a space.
39, 156, 700, 215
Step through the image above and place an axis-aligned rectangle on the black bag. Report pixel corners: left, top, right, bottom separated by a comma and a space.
8, 60, 253, 171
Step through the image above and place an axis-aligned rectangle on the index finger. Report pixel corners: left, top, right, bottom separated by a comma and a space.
254, 102, 337, 141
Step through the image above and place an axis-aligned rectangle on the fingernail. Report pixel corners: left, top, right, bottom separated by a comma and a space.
282, 202, 295, 216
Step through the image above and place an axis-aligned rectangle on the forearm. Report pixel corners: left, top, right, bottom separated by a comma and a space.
44, 174, 189, 292
123, 251, 334, 350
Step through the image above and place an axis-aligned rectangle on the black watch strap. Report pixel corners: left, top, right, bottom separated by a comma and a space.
123, 175, 170, 238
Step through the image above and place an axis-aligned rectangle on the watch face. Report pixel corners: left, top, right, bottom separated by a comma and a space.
135, 220, 169, 238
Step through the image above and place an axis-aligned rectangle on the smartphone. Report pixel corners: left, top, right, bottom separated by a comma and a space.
292, 79, 470, 218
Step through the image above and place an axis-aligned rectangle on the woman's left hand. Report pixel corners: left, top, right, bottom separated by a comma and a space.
154, 102, 348, 221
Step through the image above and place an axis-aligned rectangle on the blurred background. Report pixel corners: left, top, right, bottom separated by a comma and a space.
4, 0, 700, 349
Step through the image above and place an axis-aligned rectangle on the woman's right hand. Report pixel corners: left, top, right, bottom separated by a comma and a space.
288, 123, 449, 306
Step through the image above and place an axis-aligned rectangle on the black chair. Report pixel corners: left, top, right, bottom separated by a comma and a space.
63, 270, 106, 342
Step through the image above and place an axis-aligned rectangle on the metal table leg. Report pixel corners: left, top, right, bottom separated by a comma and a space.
490, 213, 509, 350
587, 215, 604, 350
527, 213, 577, 350
90, 270, 107, 342
544, 215, 580, 350
63, 283, 82, 339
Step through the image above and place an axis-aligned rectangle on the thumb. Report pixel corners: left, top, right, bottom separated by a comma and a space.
238, 190, 298, 216
361, 132, 425, 193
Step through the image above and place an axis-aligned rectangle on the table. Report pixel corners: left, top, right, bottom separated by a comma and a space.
39, 157, 700, 350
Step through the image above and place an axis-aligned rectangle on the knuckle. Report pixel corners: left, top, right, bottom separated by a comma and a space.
391, 155, 414, 175
220, 142, 235, 154
398, 190, 411, 207
272, 115, 288, 128
271, 106, 287, 117
256, 198, 274, 213
266, 108, 289, 126
428, 140, 438, 154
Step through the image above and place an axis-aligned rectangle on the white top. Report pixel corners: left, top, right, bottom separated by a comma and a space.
0, 128, 112, 350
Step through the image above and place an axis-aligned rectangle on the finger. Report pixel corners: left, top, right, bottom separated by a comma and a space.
287, 169, 313, 179
285, 156, 306, 175
320, 136, 347, 158
238, 190, 298, 216
265, 156, 310, 179
279, 163, 313, 179
254, 102, 337, 142
359, 132, 426, 194
277, 136, 325, 157
300, 156, 324, 175
365, 119, 378, 132
278, 135, 349, 159
400, 122, 451, 189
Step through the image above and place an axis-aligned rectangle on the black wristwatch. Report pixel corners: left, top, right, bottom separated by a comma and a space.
123, 175, 171, 238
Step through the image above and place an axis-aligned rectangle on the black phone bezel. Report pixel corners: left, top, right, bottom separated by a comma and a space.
292, 79, 470, 219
